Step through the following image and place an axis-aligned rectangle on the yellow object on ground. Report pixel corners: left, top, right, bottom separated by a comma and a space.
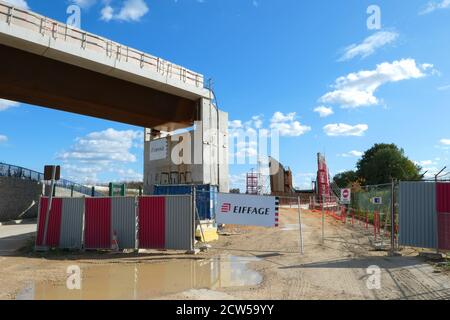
196, 225, 219, 242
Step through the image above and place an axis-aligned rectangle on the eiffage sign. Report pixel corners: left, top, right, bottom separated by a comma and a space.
216, 194, 279, 227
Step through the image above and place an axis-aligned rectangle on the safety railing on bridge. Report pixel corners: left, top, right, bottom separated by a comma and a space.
0, 162, 103, 197
0, 1, 204, 89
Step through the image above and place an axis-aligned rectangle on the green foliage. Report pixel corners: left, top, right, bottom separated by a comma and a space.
356, 144, 421, 185
332, 143, 421, 187
333, 170, 358, 188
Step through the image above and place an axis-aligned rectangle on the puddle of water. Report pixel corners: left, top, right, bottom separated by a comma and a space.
16, 255, 262, 300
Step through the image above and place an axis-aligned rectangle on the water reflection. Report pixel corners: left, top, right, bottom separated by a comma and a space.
17, 255, 262, 300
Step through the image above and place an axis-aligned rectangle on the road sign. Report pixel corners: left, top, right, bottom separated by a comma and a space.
44, 165, 60, 181
340, 188, 351, 204
371, 197, 383, 205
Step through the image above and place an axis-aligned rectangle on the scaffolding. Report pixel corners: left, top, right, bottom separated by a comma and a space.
246, 170, 259, 195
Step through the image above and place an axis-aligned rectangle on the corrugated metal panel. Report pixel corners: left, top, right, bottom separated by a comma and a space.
399, 182, 437, 249
154, 184, 216, 220
138, 197, 165, 249
36, 197, 62, 247
59, 198, 84, 249
436, 183, 450, 213
196, 185, 217, 220
154, 185, 192, 195
111, 197, 136, 249
165, 196, 193, 251
438, 213, 450, 251
84, 198, 111, 249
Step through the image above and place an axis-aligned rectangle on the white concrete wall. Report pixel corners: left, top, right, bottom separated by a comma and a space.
143, 98, 229, 194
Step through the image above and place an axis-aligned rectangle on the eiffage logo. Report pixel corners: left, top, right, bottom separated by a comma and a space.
221, 203, 231, 213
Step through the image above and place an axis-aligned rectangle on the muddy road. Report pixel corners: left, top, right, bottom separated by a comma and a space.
1, 208, 449, 300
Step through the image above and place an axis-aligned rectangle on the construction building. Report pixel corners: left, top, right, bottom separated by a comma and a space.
269, 157, 294, 194
143, 98, 229, 195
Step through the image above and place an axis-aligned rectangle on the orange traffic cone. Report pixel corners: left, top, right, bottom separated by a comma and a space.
111, 231, 119, 252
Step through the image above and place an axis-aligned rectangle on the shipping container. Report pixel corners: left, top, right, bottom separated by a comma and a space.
153, 184, 217, 220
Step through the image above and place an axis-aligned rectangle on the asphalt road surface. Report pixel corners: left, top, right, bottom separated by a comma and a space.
0, 221, 36, 256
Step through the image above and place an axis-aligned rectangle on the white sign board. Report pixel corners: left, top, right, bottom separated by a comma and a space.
149, 138, 167, 161
216, 193, 279, 227
340, 188, 351, 204
371, 197, 382, 205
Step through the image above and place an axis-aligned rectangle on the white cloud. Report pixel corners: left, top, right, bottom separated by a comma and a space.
58, 128, 142, 163
313, 106, 334, 118
440, 139, 450, 145
319, 59, 432, 109
421, 166, 448, 179
0, 135, 8, 143
245, 115, 263, 129
420, 0, 450, 15
420, 160, 434, 166
3, 0, 29, 9
235, 141, 258, 159
438, 84, 450, 91
230, 112, 311, 139
229, 120, 243, 130
0, 99, 20, 111
101, 5, 114, 21
270, 112, 311, 137
113, 168, 143, 182
101, 0, 149, 22
71, 0, 97, 8
324, 123, 368, 137
339, 31, 399, 61
229, 173, 247, 191
57, 128, 143, 183
340, 150, 363, 157
271, 111, 296, 123
415, 159, 438, 167
294, 172, 315, 190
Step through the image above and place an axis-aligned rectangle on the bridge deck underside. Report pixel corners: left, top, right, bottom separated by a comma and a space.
0, 44, 197, 130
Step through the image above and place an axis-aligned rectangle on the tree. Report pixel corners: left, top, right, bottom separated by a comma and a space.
356, 143, 421, 185
333, 170, 358, 188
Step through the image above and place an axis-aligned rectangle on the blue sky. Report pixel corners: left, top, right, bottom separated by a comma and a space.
0, 0, 449, 190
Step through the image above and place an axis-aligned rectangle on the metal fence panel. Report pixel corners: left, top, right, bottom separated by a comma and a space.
437, 183, 450, 213
399, 182, 437, 249
84, 198, 111, 249
111, 197, 136, 249
165, 196, 193, 251
59, 198, 84, 249
36, 197, 62, 247
138, 197, 165, 249
438, 213, 450, 251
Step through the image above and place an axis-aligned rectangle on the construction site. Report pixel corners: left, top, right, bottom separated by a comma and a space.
0, 0, 449, 303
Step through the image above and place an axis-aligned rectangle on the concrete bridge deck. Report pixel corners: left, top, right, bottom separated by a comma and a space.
0, 1, 210, 130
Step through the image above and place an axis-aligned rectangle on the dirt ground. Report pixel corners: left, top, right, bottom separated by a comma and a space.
1, 208, 450, 300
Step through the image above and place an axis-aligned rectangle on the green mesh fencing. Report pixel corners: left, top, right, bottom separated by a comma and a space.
349, 183, 399, 229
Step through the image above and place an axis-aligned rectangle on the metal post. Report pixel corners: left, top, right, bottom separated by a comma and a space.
321, 195, 325, 244
109, 182, 113, 197
297, 197, 304, 255
390, 179, 395, 254
42, 166, 56, 247
434, 169, 446, 255
192, 187, 206, 244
